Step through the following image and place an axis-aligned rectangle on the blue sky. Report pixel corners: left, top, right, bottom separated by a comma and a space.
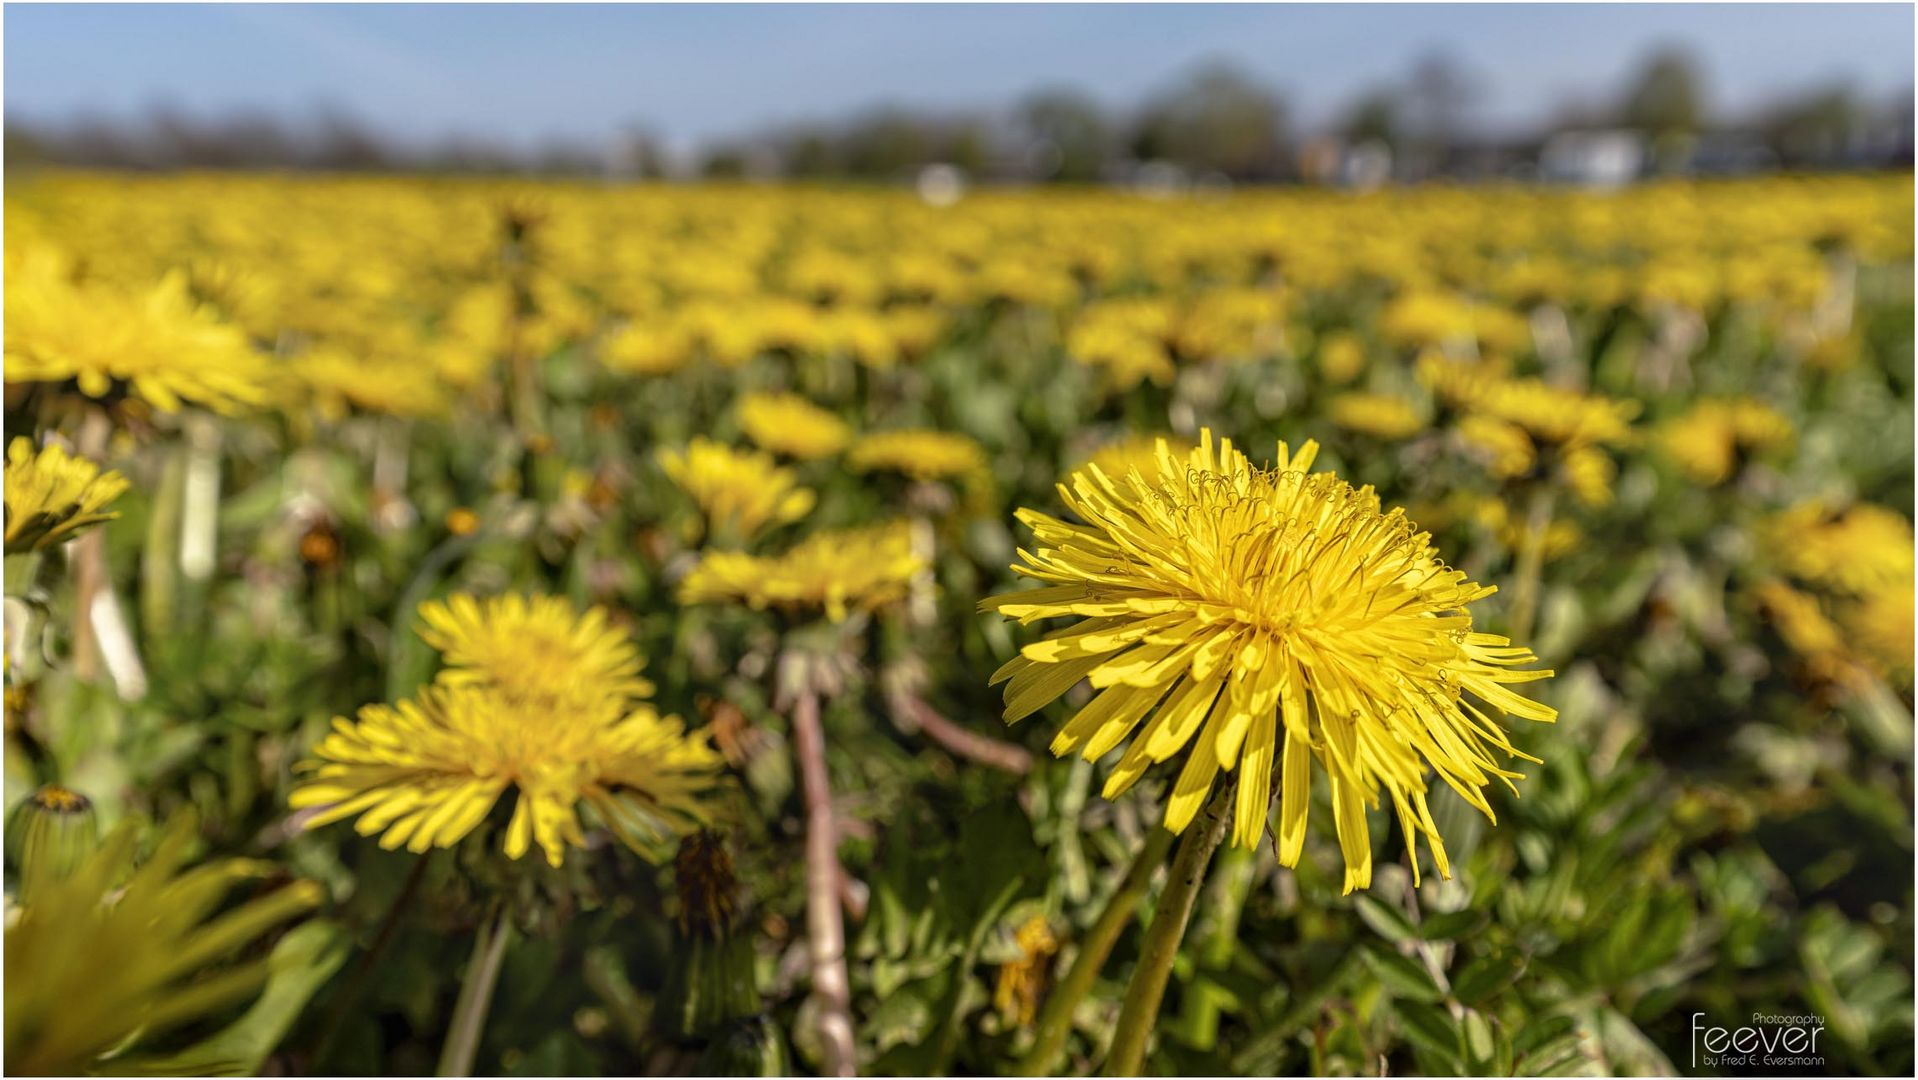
5, 3, 1912, 151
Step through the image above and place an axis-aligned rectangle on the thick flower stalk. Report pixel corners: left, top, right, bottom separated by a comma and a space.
982, 431, 1556, 892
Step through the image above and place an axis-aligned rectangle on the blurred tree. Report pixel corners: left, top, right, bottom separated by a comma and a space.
941, 120, 993, 177
1019, 88, 1111, 182
1619, 47, 1709, 138
1131, 63, 1289, 181
1406, 52, 1477, 146
1342, 88, 1401, 148
784, 127, 839, 178
700, 146, 749, 179
1761, 84, 1863, 167
840, 109, 933, 179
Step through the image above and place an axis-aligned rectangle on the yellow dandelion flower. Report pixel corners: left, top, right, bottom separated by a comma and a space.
1766, 502, 1914, 597
4, 813, 322, 1076
980, 431, 1556, 893
659, 438, 816, 542
736, 391, 852, 460
1468, 378, 1638, 448
1415, 351, 1504, 407
289, 347, 448, 421
1661, 398, 1794, 485
291, 684, 725, 866
1317, 331, 1367, 385
679, 521, 926, 622
993, 915, 1060, 1026
600, 322, 693, 376
3, 253, 269, 414
417, 592, 656, 706
1455, 416, 1536, 478
4, 437, 130, 554
1753, 579, 1850, 669
1559, 444, 1617, 509
847, 429, 989, 483
1847, 585, 1915, 684
1326, 392, 1425, 440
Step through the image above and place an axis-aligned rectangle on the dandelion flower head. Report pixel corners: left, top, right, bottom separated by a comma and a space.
847, 429, 988, 483
416, 592, 655, 708
981, 431, 1557, 892
4, 437, 130, 554
736, 391, 852, 460
291, 683, 725, 866
679, 521, 927, 622
1326, 392, 1425, 440
3, 249, 268, 414
659, 438, 816, 542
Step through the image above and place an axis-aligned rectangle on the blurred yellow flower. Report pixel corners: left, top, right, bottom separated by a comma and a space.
1559, 444, 1617, 509
679, 521, 926, 622
1456, 415, 1536, 478
289, 346, 448, 420
417, 592, 655, 706
4, 813, 322, 1076
1766, 502, 1915, 597
1847, 586, 1915, 685
4, 437, 129, 554
847, 428, 988, 483
1316, 331, 1367, 384
1468, 378, 1639, 448
1326, 392, 1424, 439
981, 431, 1555, 892
1753, 578, 1850, 674
1660, 398, 1794, 485
3, 251, 269, 414
993, 914, 1059, 1026
736, 391, 852, 460
291, 684, 724, 866
659, 438, 816, 542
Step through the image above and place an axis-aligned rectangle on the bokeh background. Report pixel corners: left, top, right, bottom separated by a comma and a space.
4, 4, 1915, 1079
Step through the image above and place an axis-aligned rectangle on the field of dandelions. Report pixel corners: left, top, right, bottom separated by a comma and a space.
3, 171, 1913, 1077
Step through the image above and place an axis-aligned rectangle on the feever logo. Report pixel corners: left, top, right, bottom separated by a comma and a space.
1691, 1012, 1825, 1072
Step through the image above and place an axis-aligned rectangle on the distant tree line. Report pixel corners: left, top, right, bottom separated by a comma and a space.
6, 49, 1911, 182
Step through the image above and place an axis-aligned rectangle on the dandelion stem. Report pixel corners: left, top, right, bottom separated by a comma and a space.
436, 900, 513, 1078
890, 692, 1034, 775
1102, 784, 1233, 1077
1017, 824, 1175, 1077
791, 687, 858, 1077
1508, 485, 1557, 643
312, 854, 432, 1065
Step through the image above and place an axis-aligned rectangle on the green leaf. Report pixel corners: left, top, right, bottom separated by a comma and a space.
1417, 908, 1486, 942
1355, 893, 1418, 944
1360, 942, 1445, 1003
1451, 949, 1525, 1006
1395, 1000, 1462, 1066
106, 920, 349, 1076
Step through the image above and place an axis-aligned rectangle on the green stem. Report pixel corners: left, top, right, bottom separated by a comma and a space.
1017, 825, 1176, 1077
1508, 484, 1556, 643
437, 901, 513, 1078
1175, 843, 1256, 1051
1101, 786, 1234, 1077
311, 854, 432, 1065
